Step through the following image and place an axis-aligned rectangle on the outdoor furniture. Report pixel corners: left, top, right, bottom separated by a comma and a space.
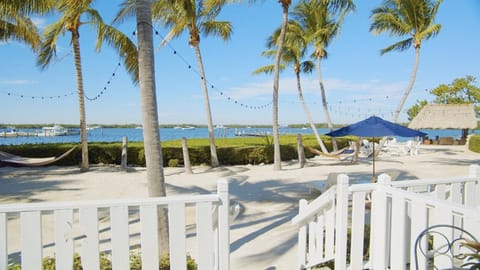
306, 146, 357, 162
306, 172, 339, 194
438, 137, 454, 145
0, 146, 76, 166
414, 224, 479, 269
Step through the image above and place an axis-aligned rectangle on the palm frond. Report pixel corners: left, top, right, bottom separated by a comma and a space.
37, 21, 66, 69
420, 23, 441, 41
260, 49, 277, 59
0, 0, 54, 16
101, 24, 139, 83
301, 61, 315, 73
252, 64, 286, 75
112, 0, 136, 25
371, 0, 443, 53
0, 15, 41, 51
380, 38, 412, 54
202, 20, 232, 41
83, 8, 106, 50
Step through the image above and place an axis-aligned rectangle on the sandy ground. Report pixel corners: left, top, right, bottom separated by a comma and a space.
0, 144, 479, 269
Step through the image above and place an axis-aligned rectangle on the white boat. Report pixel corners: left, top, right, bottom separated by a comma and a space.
39, 125, 68, 136
86, 126, 101, 131
182, 126, 195, 130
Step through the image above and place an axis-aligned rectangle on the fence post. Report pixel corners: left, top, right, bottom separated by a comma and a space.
0, 213, 6, 270
121, 136, 128, 170
377, 173, 391, 185
370, 178, 389, 269
468, 165, 480, 207
182, 137, 193, 174
334, 174, 349, 270
297, 134, 306, 168
297, 199, 307, 269
217, 179, 230, 270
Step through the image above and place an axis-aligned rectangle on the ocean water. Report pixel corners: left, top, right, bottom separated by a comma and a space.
0, 126, 473, 146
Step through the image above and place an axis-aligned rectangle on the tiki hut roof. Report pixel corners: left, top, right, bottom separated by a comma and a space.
408, 104, 477, 129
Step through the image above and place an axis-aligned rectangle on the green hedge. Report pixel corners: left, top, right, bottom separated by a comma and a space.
6, 134, 479, 168
0, 135, 353, 167
469, 134, 480, 153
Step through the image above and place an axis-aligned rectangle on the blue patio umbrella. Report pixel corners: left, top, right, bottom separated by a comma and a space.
325, 116, 426, 181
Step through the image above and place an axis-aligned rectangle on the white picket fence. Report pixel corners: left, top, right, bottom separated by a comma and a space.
0, 179, 230, 270
292, 165, 480, 270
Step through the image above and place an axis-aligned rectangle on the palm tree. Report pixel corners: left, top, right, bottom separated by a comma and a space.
0, 0, 53, 52
291, 0, 355, 152
254, 20, 330, 154
135, 0, 169, 253
149, 0, 233, 168
266, 0, 355, 170
36, 0, 138, 172
370, 0, 442, 123
270, 0, 291, 171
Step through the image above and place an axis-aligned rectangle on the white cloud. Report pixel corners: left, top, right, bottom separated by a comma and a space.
224, 77, 408, 101
0, 79, 37, 85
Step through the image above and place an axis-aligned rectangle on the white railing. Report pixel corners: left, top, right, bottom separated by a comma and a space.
0, 179, 230, 270
292, 165, 480, 270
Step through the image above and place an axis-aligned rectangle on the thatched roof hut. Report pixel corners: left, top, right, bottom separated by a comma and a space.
408, 104, 477, 130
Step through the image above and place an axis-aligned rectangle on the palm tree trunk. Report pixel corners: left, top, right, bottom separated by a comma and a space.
316, 56, 338, 152
71, 32, 89, 172
295, 71, 328, 153
392, 46, 421, 123
376, 47, 420, 157
135, 0, 169, 253
272, 4, 289, 170
194, 45, 219, 167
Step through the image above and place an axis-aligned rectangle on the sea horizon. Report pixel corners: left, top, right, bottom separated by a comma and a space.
0, 126, 475, 146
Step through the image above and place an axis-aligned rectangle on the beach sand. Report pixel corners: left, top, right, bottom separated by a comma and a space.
0, 144, 478, 269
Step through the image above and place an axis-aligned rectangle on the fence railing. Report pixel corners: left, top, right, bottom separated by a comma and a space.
292, 165, 480, 270
0, 179, 230, 270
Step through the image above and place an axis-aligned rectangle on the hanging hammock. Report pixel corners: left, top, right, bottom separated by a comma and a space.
0, 146, 77, 166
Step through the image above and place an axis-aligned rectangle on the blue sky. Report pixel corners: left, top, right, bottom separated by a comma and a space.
0, 0, 479, 125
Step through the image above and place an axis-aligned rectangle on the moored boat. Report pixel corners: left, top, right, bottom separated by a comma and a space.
39, 125, 68, 136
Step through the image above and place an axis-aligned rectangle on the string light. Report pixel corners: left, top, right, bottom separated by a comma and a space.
0, 89, 75, 100
2, 60, 122, 102
85, 62, 122, 101
3, 22, 413, 122
146, 28, 273, 111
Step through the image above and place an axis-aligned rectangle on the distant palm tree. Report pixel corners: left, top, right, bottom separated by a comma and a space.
292, 0, 355, 152
0, 0, 52, 51
150, 0, 233, 168
266, 0, 355, 170
270, 0, 291, 171
254, 20, 329, 154
37, 0, 138, 172
135, 0, 169, 253
370, 0, 442, 123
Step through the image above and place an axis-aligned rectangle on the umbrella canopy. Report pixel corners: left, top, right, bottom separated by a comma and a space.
325, 116, 426, 182
326, 116, 427, 138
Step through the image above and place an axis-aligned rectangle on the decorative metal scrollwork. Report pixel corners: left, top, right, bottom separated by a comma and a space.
414, 224, 480, 269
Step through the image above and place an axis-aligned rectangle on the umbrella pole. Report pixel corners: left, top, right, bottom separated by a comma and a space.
372, 137, 376, 182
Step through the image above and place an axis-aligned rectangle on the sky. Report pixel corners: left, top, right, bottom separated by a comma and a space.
0, 0, 479, 126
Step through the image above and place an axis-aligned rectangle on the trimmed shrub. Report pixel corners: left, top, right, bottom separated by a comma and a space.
8, 252, 197, 270
469, 134, 480, 153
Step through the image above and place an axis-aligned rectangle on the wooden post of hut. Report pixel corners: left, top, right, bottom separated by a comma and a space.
297, 134, 306, 168
182, 137, 193, 174
121, 136, 128, 170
